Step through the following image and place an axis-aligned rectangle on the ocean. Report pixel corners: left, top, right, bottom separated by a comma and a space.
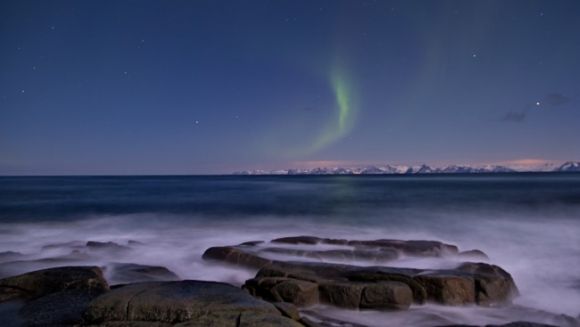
1, 174, 579, 326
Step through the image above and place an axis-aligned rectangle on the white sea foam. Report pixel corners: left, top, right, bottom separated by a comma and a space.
1, 211, 579, 326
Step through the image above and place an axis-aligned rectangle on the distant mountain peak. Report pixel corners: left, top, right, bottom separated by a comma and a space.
557, 161, 580, 172
233, 161, 580, 175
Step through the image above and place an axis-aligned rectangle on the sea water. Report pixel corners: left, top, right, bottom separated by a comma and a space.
1, 174, 579, 326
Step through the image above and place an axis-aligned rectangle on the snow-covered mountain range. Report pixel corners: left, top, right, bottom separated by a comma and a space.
234, 161, 580, 175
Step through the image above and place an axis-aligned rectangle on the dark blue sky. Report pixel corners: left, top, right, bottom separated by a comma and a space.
1, 0, 579, 174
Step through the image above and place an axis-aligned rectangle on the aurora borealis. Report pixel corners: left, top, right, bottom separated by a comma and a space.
1, 0, 580, 174
302, 65, 356, 155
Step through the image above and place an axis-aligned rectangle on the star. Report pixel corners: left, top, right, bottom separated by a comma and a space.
472, 53, 478, 59
535, 101, 541, 107
194, 120, 200, 124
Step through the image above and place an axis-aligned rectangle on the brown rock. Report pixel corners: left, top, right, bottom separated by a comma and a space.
414, 273, 476, 305
273, 302, 301, 321
271, 236, 322, 245
202, 246, 273, 269
457, 262, 519, 305
348, 239, 459, 257
269, 236, 459, 258
259, 247, 398, 262
318, 282, 365, 308
248, 261, 518, 309
238, 311, 304, 327
360, 282, 413, 310
244, 277, 319, 306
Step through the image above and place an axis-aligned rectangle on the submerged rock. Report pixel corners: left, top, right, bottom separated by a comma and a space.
85, 241, 131, 253
0, 251, 95, 279
0, 251, 22, 263
106, 262, 180, 284
203, 245, 275, 269
0, 266, 109, 303
458, 249, 490, 260
41, 241, 85, 250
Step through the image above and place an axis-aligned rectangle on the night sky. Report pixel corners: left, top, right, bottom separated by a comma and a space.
1, 0, 579, 174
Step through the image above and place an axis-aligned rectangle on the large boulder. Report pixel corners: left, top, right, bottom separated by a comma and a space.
457, 262, 519, 306
203, 237, 511, 312
0, 266, 108, 303
84, 280, 303, 326
243, 261, 517, 309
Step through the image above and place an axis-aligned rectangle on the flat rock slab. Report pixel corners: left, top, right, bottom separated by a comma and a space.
84, 280, 304, 326
203, 236, 488, 271
270, 236, 461, 257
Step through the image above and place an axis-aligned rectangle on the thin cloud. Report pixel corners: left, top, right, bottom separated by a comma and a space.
500, 92, 572, 123
543, 93, 571, 106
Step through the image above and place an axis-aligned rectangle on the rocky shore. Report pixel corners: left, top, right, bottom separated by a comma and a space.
0, 236, 578, 327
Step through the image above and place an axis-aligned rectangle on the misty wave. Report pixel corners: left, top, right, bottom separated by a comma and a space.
1, 211, 579, 326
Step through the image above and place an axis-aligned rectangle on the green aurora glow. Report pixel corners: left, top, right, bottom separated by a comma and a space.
307, 66, 357, 154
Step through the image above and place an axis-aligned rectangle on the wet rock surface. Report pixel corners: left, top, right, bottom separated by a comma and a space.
84, 280, 304, 326
19, 289, 98, 326
0, 266, 109, 303
270, 236, 462, 257
105, 262, 180, 284
203, 236, 487, 270
203, 236, 514, 311
241, 261, 517, 309
1, 236, 577, 326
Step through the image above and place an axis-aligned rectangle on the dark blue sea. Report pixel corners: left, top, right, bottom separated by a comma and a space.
1, 173, 579, 326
